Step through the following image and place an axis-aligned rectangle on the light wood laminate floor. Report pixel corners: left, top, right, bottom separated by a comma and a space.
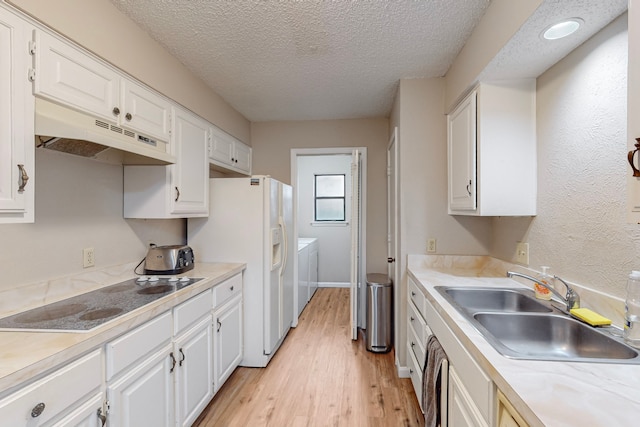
194, 288, 423, 427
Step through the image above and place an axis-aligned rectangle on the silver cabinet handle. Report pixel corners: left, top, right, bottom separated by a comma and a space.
466, 179, 472, 196
216, 318, 222, 332
17, 164, 29, 192
31, 402, 45, 418
179, 348, 185, 366
112, 107, 120, 116
230, 285, 234, 291
125, 112, 132, 121
97, 408, 107, 427
175, 187, 180, 202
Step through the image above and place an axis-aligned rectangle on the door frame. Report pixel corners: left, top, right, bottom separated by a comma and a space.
290, 147, 368, 330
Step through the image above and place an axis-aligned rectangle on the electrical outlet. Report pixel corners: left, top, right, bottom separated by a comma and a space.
516, 242, 529, 265
83, 247, 95, 268
427, 238, 437, 253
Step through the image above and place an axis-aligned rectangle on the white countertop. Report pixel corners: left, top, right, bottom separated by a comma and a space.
0, 262, 245, 395
408, 255, 640, 427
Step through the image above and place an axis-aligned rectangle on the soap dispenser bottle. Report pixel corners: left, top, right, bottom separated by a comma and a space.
535, 266, 554, 300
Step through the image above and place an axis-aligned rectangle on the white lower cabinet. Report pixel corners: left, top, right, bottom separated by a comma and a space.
106, 344, 175, 427
174, 316, 214, 427
448, 366, 488, 427
0, 274, 245, 427
214, 294, 243, 391
407, 275, 493, 426
0, 349, 102, 426
50, 393, 103, 427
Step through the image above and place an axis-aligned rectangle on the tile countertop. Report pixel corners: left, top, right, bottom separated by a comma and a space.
0, 262, 245, 395
407, 255, 640, 427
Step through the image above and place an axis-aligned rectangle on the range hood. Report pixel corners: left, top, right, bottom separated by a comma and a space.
35, 98, 175, 165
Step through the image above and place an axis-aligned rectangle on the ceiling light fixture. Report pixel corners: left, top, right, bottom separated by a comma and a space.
542, 18, 583, 40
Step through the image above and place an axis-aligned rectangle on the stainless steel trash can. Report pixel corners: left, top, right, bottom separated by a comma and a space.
366, 273, 393, 353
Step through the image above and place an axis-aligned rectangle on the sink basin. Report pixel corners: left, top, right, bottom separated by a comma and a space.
435, 286, 640, 364
439, 287, 552, 313
474, 313, 640, 363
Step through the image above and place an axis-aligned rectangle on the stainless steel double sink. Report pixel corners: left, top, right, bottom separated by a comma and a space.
435, 286, 640, 364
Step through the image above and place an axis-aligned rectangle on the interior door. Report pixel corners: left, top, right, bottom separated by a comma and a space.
350, 149, 361, 340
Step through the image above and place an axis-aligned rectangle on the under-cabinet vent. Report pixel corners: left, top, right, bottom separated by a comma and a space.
34, 97, 174, 165
95, 120, 109, 130
110, 125, 123, 134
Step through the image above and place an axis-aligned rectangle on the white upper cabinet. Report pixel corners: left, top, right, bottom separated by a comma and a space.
33, 30, 171, 143
171, 106, 209, 214
33, 30, 120, 122
0, 8, 34, 223
209, 125, 252, 175
448, 80, 537, 216
123, 106, 209, 218
120, 78, 171, 142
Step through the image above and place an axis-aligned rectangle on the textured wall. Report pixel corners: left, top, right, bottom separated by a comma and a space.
493, 14, 634, 298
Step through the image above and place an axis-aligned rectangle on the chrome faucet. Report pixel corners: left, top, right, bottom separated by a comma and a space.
506, 271, 580, 311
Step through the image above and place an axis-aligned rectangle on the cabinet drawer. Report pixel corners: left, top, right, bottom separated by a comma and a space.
408, 300, 431, 345
106, 311, 172, 380
0, 349, 101, 426
408, 319, 426, 372
407, 343, 424, 413
174, 289, 212, 335
408, 277, 426, 316
213, 274, 242, 309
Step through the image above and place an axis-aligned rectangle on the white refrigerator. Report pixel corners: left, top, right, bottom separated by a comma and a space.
188, 176, 294, 368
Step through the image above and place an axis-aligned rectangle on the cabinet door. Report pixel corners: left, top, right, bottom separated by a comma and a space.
448, 366, 488, 427
0, 9, 34, 222
209, 126, 234, 165
49, 393, 102, 427
121, 79, 171, 142
214, 295, 243, 392
174, 316, 214, 427
448, 90, 477, 212
233, 141, 252, 174
107, 345, 174, 427
0, 350, 102, 426
171, 107, 209, 215
33, 30, 119, 122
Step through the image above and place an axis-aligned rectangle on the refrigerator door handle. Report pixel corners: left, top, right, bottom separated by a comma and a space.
278, 216, 288, 276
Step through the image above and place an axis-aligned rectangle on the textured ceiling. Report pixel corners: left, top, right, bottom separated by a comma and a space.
108, 0, 626, 122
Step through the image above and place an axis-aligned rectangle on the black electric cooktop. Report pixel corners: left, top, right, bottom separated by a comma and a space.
0, 276, 202, 332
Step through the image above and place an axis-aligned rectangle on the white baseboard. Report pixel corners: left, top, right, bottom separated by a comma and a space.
319, 281, 350, 288
396, 365, 411, 378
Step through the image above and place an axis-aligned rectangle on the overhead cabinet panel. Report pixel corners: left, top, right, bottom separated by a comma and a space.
447, 80, 537, 216
121, 79, 171, 142
33, 30, 120, 122
0, 8, 34, 223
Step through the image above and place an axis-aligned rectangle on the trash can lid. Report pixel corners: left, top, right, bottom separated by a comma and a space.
366, 273, 392, 286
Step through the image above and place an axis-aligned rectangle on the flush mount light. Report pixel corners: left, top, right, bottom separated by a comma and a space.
542, 18, 583, 40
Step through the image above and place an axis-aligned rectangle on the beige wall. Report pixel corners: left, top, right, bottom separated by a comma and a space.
444, 0, 542, 111
251, 118, 389, 276
492, 14, 631, 298
391, 78, 492, 367
6, 0, 251, 142
0, 150, 184, 288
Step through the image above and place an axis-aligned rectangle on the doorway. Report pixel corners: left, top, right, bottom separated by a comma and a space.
291, 148, 367, 338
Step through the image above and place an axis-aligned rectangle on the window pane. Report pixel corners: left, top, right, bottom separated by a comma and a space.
316, 199, 345, 221
316, 175, 344, 197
